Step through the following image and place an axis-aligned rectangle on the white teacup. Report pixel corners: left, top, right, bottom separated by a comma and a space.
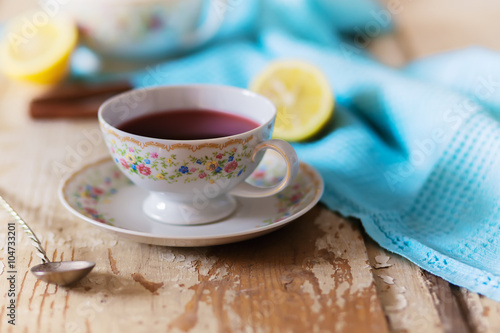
65, 0, 226, 59
99, 85, 299, 225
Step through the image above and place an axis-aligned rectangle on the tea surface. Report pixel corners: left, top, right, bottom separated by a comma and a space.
117, 109, 260, 140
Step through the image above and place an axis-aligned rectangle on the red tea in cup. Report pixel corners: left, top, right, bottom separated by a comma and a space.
117, 109, 260, 140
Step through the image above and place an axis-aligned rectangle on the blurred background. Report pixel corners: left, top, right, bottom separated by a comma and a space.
368, 0, 500, 66
3, 0, 500, 69
0, 0, 500, 120
2, 0, 500, 119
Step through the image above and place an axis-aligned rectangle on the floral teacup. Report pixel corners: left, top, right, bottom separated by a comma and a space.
64, 0, 226, 59
98, 85, 299, 225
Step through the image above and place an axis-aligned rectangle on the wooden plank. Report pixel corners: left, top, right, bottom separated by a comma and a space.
164, 207, 389, 333
364, 236, 444, 333
422, 272, 471, 333
479, 295, 500, 333
452, 288, 500, 333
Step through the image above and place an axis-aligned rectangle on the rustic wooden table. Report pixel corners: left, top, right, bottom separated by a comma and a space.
1, 1, 500, 332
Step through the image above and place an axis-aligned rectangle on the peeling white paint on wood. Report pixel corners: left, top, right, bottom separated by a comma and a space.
374, 254, 393, 269
301, 280, 322, 313
479, 293, 500, 333
385, 293, 408, 312
366, 240, 444, 333
455, 288, 490, 333
378, 275, 395, 285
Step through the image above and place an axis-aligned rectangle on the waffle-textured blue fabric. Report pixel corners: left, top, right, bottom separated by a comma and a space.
131, 0, 500, 300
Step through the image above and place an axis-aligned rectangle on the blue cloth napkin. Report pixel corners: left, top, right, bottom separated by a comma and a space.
130, 0, 500, 300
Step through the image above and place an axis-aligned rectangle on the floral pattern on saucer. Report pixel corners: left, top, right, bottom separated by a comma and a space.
243, 152, 316, 226
110, 141, 251, 184
70, 169, 129, 226
261, 182, 313, 226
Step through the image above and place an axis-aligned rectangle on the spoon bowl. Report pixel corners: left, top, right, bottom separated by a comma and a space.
31, 261, 96, 286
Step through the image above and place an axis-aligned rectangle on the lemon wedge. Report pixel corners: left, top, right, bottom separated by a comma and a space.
250, 60, 334, 141
0, 13, 77, 84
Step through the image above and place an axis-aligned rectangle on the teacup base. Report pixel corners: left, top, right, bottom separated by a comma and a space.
142, 192, 237, 225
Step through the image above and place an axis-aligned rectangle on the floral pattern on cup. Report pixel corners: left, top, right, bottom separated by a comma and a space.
64, 154, 320, 232
78, 9, 169, 47
110, 141, 251, 184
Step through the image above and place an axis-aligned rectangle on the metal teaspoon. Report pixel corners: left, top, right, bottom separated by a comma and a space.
0, 195, 95, 286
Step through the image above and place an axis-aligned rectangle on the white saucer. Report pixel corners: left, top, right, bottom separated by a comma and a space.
59, 152, 324, 247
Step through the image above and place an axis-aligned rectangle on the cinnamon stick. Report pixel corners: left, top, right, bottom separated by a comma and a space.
29, 81, 133, 119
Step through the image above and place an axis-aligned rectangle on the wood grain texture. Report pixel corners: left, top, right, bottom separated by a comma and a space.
365, 237, 443, 333
454, 289, 500, 333
422, 273, 471, 333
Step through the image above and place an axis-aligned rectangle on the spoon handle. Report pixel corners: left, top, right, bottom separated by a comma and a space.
0, 195, 51, 264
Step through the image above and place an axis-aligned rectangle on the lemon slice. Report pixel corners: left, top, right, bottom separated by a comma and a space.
0, 13, 77, 84
250, 60, 334, 141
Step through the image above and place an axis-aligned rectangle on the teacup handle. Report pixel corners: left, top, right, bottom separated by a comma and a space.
231, 139, 299, 198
